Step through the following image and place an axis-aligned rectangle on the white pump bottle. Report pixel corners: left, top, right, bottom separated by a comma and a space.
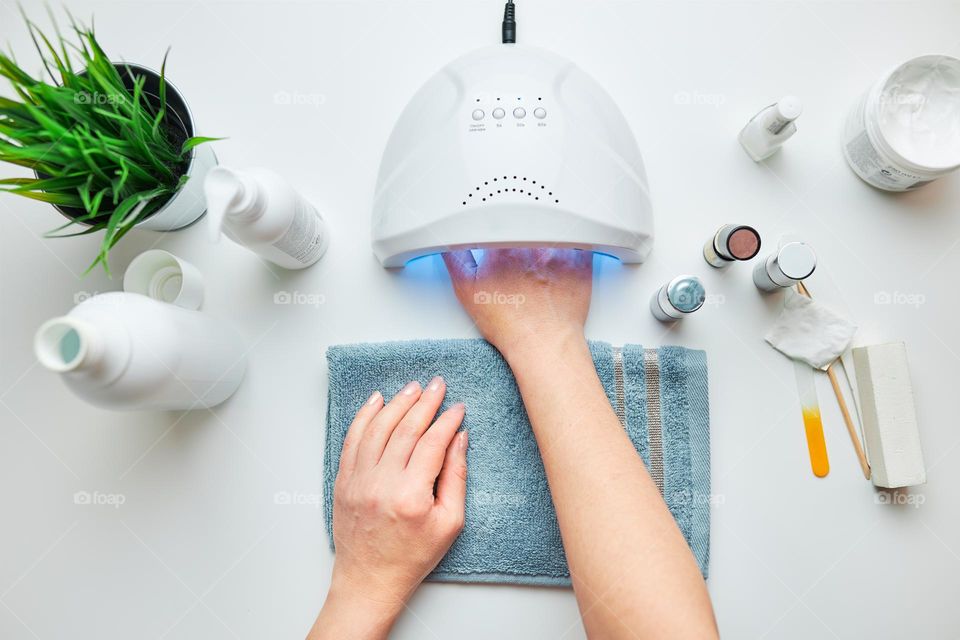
205, 167, 329, 269
34, 292, 247, 411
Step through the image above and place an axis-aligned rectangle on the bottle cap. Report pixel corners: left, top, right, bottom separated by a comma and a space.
123, 250, 204, 310
777, 96, 803, 122
666, 275, 706, 313
775, 242, 817, 280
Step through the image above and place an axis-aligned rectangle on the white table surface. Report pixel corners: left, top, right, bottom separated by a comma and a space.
3, 1, 960, 638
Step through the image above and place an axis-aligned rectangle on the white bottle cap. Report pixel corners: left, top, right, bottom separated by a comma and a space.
776, 241, 817, 280
123, 250, 204, 310
776, 96, 803, 122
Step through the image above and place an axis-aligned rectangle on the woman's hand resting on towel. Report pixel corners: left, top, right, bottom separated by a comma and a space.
307, 378, 467, 640
443, 248, 593, 360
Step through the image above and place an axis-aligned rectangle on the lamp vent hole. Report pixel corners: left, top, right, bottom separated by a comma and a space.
462, 176, 559, 206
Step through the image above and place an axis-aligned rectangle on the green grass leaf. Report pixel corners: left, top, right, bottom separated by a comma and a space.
181, 136, 222, 154
0, 186, 83, 206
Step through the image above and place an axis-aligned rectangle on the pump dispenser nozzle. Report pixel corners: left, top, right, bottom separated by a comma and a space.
205, 167, 257, 243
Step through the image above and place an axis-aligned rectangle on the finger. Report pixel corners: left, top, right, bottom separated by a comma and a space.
442, 250, 477, 286
407, 403, 466, 484
338, 390, 384, 476
357, 381, 422, 468
436, 430, 468, 517
489, 248, 518, 267
571, 248, 594, 270
380, 376, 447, 469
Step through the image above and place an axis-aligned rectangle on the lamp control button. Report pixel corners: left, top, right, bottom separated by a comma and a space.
534, 107, 547, 119
492, 107, 506, 119
471, 109, 485, 121
513, 107, 526, 119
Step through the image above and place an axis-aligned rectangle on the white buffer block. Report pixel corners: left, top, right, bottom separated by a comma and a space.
853, 343, 926, 488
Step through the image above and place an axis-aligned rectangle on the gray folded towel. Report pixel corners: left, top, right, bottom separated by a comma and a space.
324, 339, 710, 586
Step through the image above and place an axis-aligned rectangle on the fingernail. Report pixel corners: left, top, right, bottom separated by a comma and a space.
401, 381, 420, 396
366, 390, 381, 406
458, 430, 468, 452
427, 376, 444, 392
451, 402, 466, 413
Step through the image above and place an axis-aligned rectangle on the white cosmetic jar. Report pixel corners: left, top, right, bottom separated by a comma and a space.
843, 55, 960, 191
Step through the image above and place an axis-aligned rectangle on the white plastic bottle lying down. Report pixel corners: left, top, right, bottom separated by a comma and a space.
34, 292, 247, 411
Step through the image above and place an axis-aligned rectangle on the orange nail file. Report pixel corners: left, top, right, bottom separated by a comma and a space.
796, 362, 829, 477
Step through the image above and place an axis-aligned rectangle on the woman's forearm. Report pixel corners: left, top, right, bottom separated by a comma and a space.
504, 332, 717, 639
307, 580, 402, 640
440, 248, 717, 637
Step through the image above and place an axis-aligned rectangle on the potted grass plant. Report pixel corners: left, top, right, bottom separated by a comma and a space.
0, 12, 218, 274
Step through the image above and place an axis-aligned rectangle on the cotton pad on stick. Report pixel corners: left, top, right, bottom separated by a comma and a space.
765, 290, 858, 369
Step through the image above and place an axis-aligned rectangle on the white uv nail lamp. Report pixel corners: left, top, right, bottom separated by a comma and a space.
371, 45, 654, 267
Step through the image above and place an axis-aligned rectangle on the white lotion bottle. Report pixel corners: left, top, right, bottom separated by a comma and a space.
739, 96, 803, 161
205, 167, 329, 269
34, 292, 247, 411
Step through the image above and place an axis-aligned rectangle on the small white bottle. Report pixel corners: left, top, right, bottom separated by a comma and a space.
739, 96, 803, 161
205, 167, 329, 269
34, 292, 247, 411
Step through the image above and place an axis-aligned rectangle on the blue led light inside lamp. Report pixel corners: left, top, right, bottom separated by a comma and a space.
404, 249, 622, 267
